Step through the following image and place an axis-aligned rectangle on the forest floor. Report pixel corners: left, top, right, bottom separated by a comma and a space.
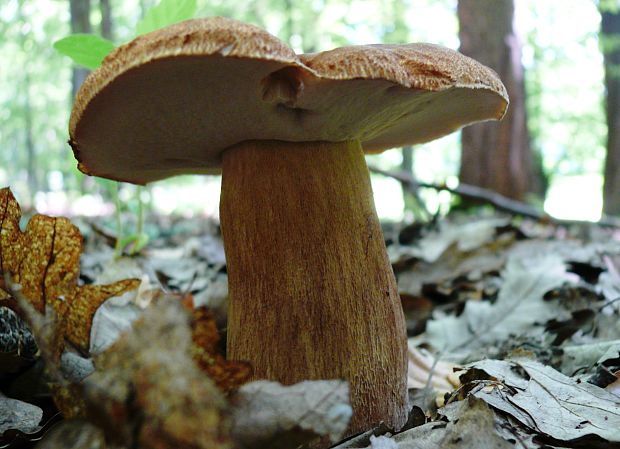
1, 187, 620, 449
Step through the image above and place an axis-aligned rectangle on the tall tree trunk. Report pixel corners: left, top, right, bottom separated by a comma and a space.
70, 0, 92, 193
70, 0, 91, 100
18, 0, 38, 197
139, 0, 149, 18
283, 0, 294, 43
401, 146, 413, 179
400, 146, 418, 212
100, 0, 112, 40
601, 7, 620, 215
457, 0, 541, 201
23, 72, 38, 196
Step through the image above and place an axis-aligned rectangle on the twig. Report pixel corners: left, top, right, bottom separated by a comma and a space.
368, 165, 620, 228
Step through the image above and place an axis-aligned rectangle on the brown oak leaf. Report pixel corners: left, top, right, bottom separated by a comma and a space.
0, 187, 140, 354
191, 306, 252, 393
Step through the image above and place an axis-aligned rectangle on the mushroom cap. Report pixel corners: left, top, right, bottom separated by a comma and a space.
70, 17, 508, 185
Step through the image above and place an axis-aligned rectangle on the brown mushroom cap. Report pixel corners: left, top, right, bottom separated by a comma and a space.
70, 17, 508, 185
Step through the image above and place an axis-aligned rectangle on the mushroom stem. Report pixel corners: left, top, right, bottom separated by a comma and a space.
220, 139, 408, 433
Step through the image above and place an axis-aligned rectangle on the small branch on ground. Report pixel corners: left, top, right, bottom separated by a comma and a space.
368, 165, 620, 228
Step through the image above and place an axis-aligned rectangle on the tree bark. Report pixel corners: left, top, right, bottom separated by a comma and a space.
601, 7, 620, 215
70, 0, 91, 100
23, 72, 37, 196
100, 0, 112, 40
17, 0, 38, 196
220, 140, 408, 435
283, 0, 294, 42
457, 0, 541, 201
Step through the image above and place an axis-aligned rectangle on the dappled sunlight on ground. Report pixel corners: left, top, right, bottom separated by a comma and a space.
150, 176, 222, 218
544, 174, 602, 221
32, 171, 606, 223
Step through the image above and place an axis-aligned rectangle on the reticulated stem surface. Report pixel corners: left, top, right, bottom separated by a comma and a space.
220, 139, 408, 434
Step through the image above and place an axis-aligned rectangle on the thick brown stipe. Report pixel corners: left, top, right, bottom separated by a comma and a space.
221, 140, 408, 432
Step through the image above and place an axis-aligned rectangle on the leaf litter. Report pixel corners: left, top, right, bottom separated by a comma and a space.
466, 358, 620, 443
390, 214, 620, 448
0, 188, 352, 448
3, 187, 620, 447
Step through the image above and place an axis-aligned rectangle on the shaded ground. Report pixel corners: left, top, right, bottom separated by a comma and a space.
1, 190, 620, 448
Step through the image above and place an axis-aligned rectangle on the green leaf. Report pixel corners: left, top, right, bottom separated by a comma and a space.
53, 34, 116, 70
136, 0, 197, 36
119, 233, 150, 255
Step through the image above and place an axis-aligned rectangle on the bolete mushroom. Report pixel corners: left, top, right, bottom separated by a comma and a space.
69, 17, 508, 433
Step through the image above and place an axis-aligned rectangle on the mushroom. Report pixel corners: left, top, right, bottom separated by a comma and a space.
69, 17, 508, 434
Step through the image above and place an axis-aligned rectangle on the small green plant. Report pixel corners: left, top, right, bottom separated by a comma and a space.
113, 184, 150, 258
136, 0, 198, 36
53, 34, 115, 70
54, 0, 198, 258
54, 0, 197, 70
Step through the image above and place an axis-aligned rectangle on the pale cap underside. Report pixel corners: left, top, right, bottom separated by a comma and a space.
70, 17, 508, 185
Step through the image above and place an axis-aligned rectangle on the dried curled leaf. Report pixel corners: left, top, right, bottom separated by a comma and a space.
0, 188, 139, 353
85, 299, 231, 449
231, 380, 352, 449
191, 306, 252, 392
48, 383, 87, 418
65, 281, 139, 350
33, 419, 106, 449
0, 395, 43, 434
407, 345, 460, 392
467, 359, 620, 444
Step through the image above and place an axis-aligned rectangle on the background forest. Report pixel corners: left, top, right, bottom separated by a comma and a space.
0, 0, 618, 222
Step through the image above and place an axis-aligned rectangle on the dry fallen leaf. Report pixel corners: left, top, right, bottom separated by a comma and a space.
395, 217, 511, 265
467, 358, 620, 444
368, 435, 399, 449
191, 306, 252, 393
84, 298, 231, 449
407, 344, 460, 392
0, 306, 37, 372
422, 254, 571, 355
333, 397, 512, 449
231, 380, 352, 449
0, 393, 43, 434
607, 370, 620, 397
0, 188, 139, 354
33, 419, 107, 449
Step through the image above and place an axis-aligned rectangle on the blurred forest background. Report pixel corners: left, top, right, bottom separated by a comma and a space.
1, 0, 619, 222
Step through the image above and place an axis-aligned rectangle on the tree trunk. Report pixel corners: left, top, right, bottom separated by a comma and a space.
401, 146, 413, 179
23, 72, 37, 196
601, 7, 620, 215
139, 0, 155, 19
283, 0, 294, 43
18, 0, 38, 197
457, 0, 541, 201
70, 0, 91, 100
100, 0, 112, 40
